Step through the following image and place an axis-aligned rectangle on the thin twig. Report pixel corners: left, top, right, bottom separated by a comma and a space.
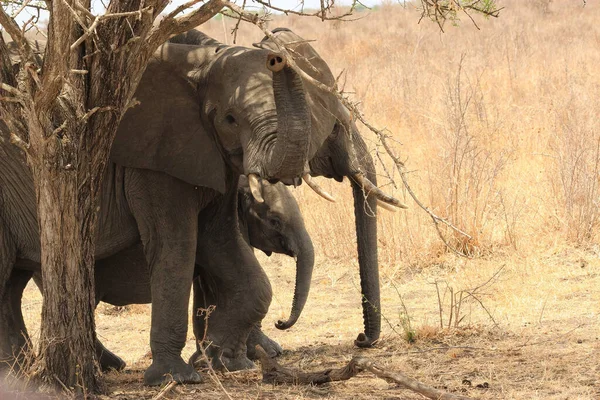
70, 7, 153, 51
230, 0, 246, 43
151, 380, 178, 400
435, 281, 444, 329
10, 0, 33, 19
81, 105, 116, 122
252, 0, 358, 21
0, 7, 38, 67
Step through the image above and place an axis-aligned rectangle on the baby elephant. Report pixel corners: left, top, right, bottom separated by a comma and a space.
34, 179, 313, 372
190, 176, 314, 365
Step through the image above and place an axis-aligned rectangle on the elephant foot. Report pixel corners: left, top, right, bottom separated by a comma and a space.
96, 342, 126, 372
215, 354, 255, 371
98, 350, 126, 372
354, 332, 378, 348
205, 346, 255, 372
143, 357, 202, 386
246, 328, 282, 360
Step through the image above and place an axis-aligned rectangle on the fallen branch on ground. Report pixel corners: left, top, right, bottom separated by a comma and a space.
151, 380, 178, 400
255, 345, 472, 400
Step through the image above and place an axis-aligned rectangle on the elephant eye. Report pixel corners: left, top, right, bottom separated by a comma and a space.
268, 217, 282, 230
225, 114, 237, 125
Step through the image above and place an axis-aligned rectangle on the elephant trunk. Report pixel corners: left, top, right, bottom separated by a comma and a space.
264, 57, 311, 181
351, 127, 381, 348
275, 231, 314, 330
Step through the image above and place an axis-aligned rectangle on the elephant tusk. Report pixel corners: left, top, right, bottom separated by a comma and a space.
352, 173, 408, 209
377, 199, 398, 212
248, 174, 265, 203
302, 173, 336, 203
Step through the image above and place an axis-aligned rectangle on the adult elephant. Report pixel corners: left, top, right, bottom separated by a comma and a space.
256, 28, 407, 347
31, 179, 310, 372
0, 29, 403, 385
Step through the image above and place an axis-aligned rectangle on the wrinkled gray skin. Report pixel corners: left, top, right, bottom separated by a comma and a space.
0, 28, 381, 385
31, 179, 310, 372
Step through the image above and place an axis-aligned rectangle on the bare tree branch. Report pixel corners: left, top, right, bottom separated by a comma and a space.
419, 0, 502, 32
252, 0, 358, 21
148, 0, 225, 46
0, 6, 39, 67
165, 0, 204, 19
69, 7, 153, 51
57, 0, 89, 40
0, 82, 23, 98
5, 0, 48, 14
356, 357, 473, 400
10, 0, 33, 18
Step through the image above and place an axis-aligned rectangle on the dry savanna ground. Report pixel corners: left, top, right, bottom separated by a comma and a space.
15, 0, 600, 398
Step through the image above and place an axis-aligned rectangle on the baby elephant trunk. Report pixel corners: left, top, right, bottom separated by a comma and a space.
275, 231, 314, 330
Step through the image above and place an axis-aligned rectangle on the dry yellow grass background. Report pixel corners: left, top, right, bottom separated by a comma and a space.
17, 1, 600, 398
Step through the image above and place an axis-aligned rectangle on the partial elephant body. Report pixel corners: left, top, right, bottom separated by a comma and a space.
1, 128, 262, 384
0, 154, 151, 265
0, 35, 281, 384
27, 180, 311, 372
0, 157, 225, 383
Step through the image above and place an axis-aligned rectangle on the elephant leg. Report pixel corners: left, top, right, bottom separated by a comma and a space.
190, 269, 280, 363
125, 169, 201, 386
246, 324, 283, 360
144, 231, 199, 386
0, 221, 19, 368
189, 271, 282, 365
0, 269, 33, 370
195, 200, 272, 371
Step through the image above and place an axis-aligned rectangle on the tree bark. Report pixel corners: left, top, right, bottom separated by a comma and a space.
33, 157, 100, 393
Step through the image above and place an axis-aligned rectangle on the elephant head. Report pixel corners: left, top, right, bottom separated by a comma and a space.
111, 30, 337, 189
238, 176, 314, 330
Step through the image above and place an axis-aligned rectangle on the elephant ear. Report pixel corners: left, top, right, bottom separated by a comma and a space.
111, 58, 226, 193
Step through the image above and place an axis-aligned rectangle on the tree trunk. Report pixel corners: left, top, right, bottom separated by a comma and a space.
34, 154, 100, 393
25, 1, 103, 392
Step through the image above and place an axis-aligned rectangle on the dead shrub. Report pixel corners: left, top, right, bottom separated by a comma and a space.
548, 83, 600, 245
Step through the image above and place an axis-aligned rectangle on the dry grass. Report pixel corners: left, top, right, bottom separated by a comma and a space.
16, 1, 600, 398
